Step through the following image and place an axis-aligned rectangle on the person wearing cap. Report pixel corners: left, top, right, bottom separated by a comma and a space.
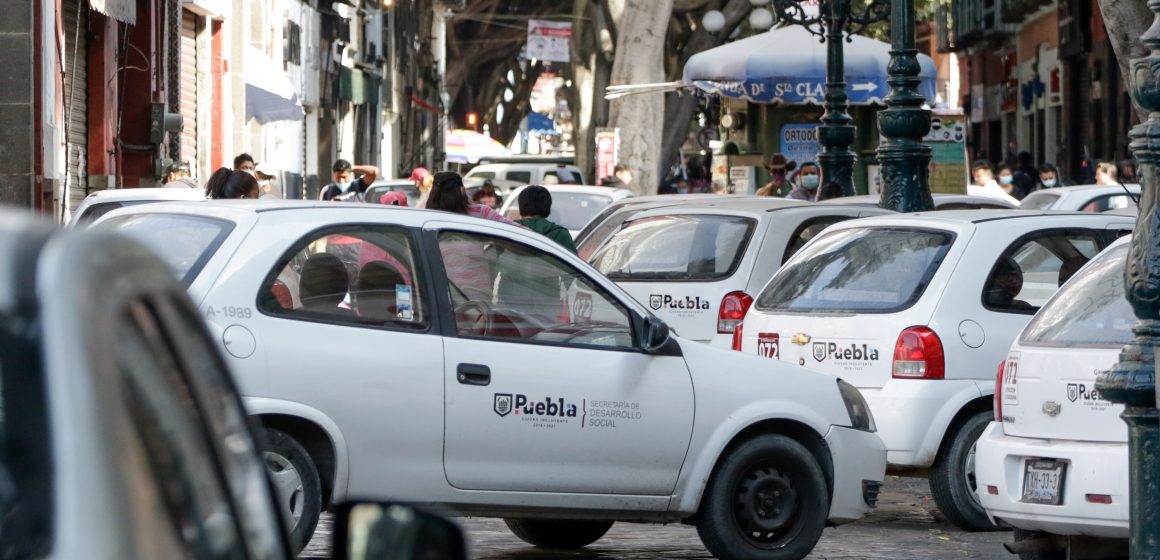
409, 167, 434, 207
755, 154, 797, 197
163, 161, 198, 189
254, 163, 282, 199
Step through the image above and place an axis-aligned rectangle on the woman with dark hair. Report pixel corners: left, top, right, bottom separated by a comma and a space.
426, 171, 515, 224
204, 167, 260, 199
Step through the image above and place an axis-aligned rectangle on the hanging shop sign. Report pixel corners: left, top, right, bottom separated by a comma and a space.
527, 20, 572, 63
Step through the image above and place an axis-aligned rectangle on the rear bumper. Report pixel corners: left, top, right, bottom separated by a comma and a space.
974, 422, 1128, 539
824, 425, 887, 524
859, 379, 983, 468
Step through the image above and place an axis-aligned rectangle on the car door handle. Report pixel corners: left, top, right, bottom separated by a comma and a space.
456, 363, 491, 386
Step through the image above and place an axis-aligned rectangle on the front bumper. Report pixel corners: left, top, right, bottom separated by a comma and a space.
974, 422, 1129, 539
824, 425, 887, 524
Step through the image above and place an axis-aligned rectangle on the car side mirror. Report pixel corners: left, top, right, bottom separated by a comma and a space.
642, 316, 671, 354
333, 501, 468, 560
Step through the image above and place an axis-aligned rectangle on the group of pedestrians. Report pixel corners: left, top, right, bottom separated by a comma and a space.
163, 152, 286, 200
753, 154, 840, 202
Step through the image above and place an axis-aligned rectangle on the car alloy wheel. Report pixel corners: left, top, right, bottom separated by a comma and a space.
266, 451, 305, 527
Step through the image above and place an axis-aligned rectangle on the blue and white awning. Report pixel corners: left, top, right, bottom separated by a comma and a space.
682, 26, 938, 105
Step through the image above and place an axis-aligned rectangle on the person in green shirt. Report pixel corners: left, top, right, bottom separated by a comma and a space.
515, 186, 578, 254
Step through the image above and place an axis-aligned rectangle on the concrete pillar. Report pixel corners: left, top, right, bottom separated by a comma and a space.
0, 0, 35, 206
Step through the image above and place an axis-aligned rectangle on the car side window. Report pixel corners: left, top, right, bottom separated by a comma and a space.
506, 171, 532, 183
783, 216, 848, 263
437, 231, 635, 350
257, 226, 427, 330
983, 230, 1102, 313
1081, 194, 1133, 212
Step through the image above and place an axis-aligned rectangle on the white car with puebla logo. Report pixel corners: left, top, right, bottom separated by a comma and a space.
976, 236, 1133, 559
97, 200, 886, 560
586, 198, 892, 348
736, 210, 1134, 532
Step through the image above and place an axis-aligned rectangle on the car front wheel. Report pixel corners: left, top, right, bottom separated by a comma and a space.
264, 429, 322, 554
930, 411, 1001, 532
696, 434, 828, 560
504, 519, 613, 549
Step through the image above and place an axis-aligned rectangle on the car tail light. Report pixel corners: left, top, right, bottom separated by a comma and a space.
891, 327, 944, 380
994, 361, 1005, 422
718, 292, 753, 334
731, 321, 745, 352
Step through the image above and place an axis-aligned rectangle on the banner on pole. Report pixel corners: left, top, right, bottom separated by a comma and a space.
528, 20, 572, 63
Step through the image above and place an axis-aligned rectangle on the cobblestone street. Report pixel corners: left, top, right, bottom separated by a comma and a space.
301, 477, 1013, 559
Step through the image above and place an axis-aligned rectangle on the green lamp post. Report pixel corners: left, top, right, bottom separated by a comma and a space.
875, 0, 934, 212
771, 0, 890, 197
1094, 1, 1160, 556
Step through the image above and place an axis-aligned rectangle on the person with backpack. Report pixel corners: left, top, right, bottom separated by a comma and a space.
515, 185, 576, 254
320, 159, 379, 201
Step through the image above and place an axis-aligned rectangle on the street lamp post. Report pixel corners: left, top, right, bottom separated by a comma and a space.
772, 0, 889, 197
875, 0, 934, 212
1095, 2, 1160, 556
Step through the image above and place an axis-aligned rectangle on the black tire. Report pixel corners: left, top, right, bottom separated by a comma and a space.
503, 518, 613, 549
930, 411, 1001, 532
263, 429, 322, 555
1012, 529, 1065, 560
695, 434, 828, 560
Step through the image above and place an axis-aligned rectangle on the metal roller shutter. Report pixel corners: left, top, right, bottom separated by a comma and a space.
180, 11, 199, 170
62, 0, 88, 210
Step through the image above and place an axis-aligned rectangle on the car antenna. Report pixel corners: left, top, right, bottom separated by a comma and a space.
1117, 178, 1141, 206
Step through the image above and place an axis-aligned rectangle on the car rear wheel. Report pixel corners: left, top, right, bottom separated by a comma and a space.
930, 411, 1001, 532
264, 429, 322, 554
504, 519, 613, 549
696, 434, 828, 560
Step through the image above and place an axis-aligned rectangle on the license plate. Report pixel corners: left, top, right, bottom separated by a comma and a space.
1021, 460, 1066, 505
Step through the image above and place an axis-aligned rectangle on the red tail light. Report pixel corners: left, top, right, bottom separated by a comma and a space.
718, 292, 753, 334
891, 327, 944, 380
731, 321, 744, 352
994, 361, 1005, 422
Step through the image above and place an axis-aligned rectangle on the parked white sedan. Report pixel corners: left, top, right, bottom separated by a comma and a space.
499, 185, 634, 238
976, 236, 1133, 557
588, 198, 892, 347
70, 186, 206, 226
737, 210, 1134, 532
97, 200, 886, 560
1019, 184, 1140, 212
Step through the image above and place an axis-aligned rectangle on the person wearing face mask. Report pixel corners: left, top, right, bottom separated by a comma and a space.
996, 164, 1017, 195
1037, 163, 1060, 190
786, 162, 821, 201
321, 159, 380, 201
254, 163, 282, 199
968, 160, 1020, 204
756, 154, 797, 197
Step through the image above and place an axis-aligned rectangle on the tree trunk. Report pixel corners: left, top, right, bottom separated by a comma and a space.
1096, 0, 1150, 121
607, 0, 675, 194
569, 0, 613, 183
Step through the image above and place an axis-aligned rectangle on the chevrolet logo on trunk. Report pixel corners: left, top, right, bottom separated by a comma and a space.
791, 333, 811, 346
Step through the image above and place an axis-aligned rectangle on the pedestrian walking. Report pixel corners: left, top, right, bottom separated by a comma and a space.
426, 171, 516, 224
1012, 151, 1037, 199
234, 153, 256, 174
321, 159, 379, 201
472, 181, 500, 209
968, 160, 1019, 205
426, 171, 516, 303
205, 167, 259, 200
997, 163, 1018, 197
1036, 163, 1060, 190
255, 163, 282, 199
162, 160, 198, 189
410, 167, 433, 207
785, 162, 821, 201
1095, 161, 1118, 186
755, 154, 796, 197
515, 185, 577, 254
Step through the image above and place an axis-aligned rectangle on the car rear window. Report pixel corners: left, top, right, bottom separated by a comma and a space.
755, 227, 954, 313
1019, 192, 1060, 210
99, 214, 234, 286
591, 214, 754, 281
545, 193, 615, 231
1021, 244, 1134, 347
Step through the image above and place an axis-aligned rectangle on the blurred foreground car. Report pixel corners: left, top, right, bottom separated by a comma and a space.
0, 209, 466, 559
737, 211, 1134, 532
70, 186, 206, 226
1019, 184, 1140, 212
98, 200, 887, 560
977, 236, 1133, 559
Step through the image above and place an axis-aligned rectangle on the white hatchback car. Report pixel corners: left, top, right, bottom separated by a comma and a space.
737, 211, 1134, 532
976, 236, 1133, 558
70, 186, 206, 226
588, 199, 892, 347
1019, 184, 1141, 212
499, 185, 634, 238
97, 200, 886, 560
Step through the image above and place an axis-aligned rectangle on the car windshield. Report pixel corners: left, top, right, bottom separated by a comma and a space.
590, 214, 755, 281
1019, 192, 1060, 210
1021, 244, 1134, 347
99, 214, 234, 285
755, 227, 954, 313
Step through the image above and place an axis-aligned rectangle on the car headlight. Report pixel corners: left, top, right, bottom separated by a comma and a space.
837, 379, 876, 432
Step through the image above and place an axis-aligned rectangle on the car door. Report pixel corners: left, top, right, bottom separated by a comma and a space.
430, 224, 694, 496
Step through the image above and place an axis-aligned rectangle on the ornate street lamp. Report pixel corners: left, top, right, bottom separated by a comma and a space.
771, 0, 890, 197
1095, 2, 1160, 556
876, 0, 934, 212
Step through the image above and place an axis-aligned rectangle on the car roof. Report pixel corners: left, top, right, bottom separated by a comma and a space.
1029, 183, 1141, 195
509, 185, 634, 198
834, 209, 1125, 230
817, 193, 1018, 208
369, 179, 415, 187
80, 187, 207, 202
